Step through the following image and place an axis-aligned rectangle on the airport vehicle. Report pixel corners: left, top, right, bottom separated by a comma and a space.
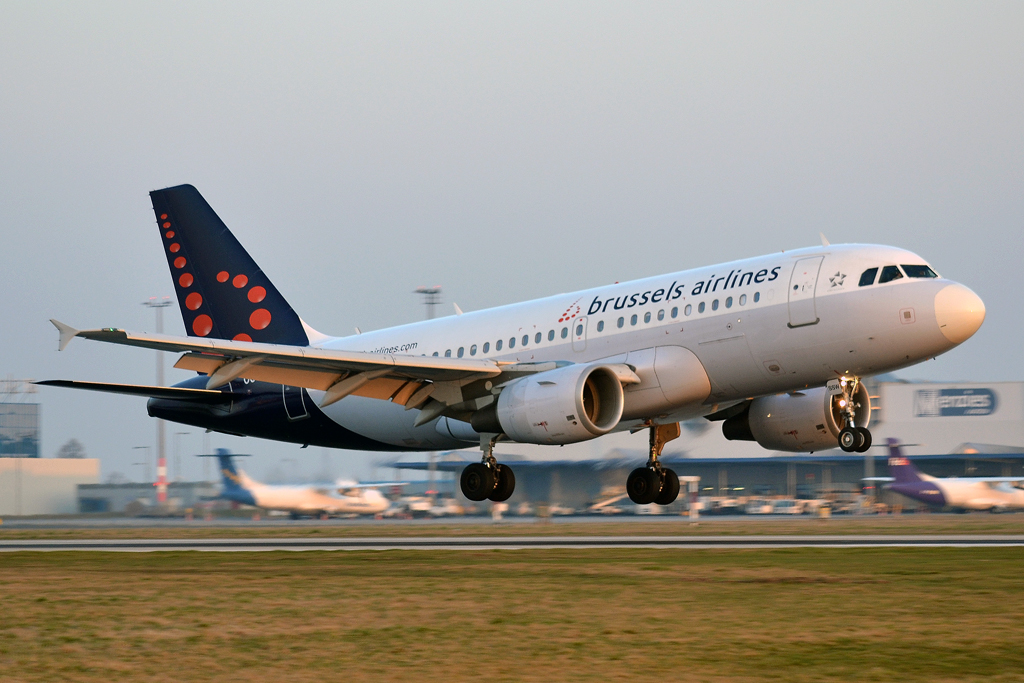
869, 441, 1024, 512
203, 449, 394, 517
41, 185, 985, 507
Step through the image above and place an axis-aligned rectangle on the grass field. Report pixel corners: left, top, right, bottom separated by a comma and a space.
1, 547, 1023, 682
1, 513, 1023, 540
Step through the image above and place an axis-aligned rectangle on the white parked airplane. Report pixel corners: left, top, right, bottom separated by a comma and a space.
203, 449, 395, 517
869, 441, 1024, 512
40, 185, 985, 507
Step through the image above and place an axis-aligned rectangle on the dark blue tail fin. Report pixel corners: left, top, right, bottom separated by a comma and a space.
150, 185, 309, 345
201, 448, 256, 505
886, 439, 925, 483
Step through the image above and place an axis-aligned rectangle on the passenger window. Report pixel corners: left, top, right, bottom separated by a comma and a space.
859, 268, 878, 287
712, 299, 719, 311
535, 332, 542, 344
879, 265, 903, 283
902, 265, 938, 279
432, 351, 439, 356
561, 327, 568, 338
509, 337, 515, 349
657, 309, 664, 321
547, 330, 554, 341
575, 323, 583, 336
630, 314, 637, 326
754, 292, 760, 303
739, 294, 746, 306
671, 307, 678, 318
596, 320, 604, 332
698, 302, 705, 313
522, 334, 529, 346
470, 344, 477, 356
444, 349, 451, 357
683, 304, 691, 316
482, 342, 490, 353
496, 339, 503, 351
457, 347, 464, 358
725, 296, 733, 308
617, 317, 624, 328
643, 311, 651, 323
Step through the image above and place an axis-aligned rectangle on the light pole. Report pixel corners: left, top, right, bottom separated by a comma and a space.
143, 297, 172, 505
174, 431, 191, 482
414, 286, 442, 499
414, 286, 442, 320
132, 446, 152, 486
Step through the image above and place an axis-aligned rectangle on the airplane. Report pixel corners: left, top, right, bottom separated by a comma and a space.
39, 185, 986, 508
202, 449, 396, 517
868, 441, 1024, 512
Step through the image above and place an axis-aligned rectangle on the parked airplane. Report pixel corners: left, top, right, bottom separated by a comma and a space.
869, 441, 1024, 512
40, 185, 985, 507
202, 449, 395, 517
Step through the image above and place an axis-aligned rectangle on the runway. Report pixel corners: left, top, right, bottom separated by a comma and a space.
2, 535, 1023, 552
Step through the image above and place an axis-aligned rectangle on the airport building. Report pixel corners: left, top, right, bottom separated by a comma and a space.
0, 458, 99, 515
77, 481, 219, 513
0, 402, 40, 458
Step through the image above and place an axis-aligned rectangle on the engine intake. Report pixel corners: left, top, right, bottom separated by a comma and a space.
472, 364, 625, 445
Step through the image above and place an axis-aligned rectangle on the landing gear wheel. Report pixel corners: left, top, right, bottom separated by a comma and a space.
627, 467, 662, 505
838, 427, 864, 453
488, 465, 516, 502
855, 427, 872, 453
461, 463, 496, 501
655, 468, 680, 506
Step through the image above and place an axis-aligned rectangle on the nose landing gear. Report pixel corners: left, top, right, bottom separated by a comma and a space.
627, 423, 682, 505
835, 376, 872, 453
460, 435, 516, 502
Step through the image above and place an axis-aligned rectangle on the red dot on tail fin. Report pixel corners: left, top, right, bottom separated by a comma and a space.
217, 271, 229, 283
169, 243, 180, 253
160, 214, 167, 220
233, 274, 248, 288
174, 257, 186, 269
192, 314, 213, 336
248, 286, 266, 303
163, 222, 171, 228
179, 273, 193, 288
233, 333, 252, 342
186, 293, 203, 310
250, 309, 271, 330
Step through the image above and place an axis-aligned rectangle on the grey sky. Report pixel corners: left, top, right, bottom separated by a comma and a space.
2, 2, 1022, 481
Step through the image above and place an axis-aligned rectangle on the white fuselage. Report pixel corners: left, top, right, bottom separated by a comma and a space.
298, 244, 980, 450
239, 472, 391, 515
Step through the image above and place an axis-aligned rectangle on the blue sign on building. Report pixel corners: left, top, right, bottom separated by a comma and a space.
913, 388, 998, 418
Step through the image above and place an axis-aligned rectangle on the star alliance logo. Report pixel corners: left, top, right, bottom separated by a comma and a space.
829, 272, 846, 288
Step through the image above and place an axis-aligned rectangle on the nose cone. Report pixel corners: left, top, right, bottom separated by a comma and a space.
935, 283, 985, 344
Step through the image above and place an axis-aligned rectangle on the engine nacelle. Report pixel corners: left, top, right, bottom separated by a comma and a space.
478, 364, 625, 445
723, 384, 871, 452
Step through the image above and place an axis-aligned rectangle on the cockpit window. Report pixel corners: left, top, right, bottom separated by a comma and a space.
901, 264, 938, 279
878, 265, 904, 284
859, 268, 878, 287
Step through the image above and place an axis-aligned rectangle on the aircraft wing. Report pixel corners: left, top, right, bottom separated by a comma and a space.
50, 319, 504, 409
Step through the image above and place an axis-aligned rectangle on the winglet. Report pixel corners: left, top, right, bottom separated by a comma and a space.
50, 319, 80, 352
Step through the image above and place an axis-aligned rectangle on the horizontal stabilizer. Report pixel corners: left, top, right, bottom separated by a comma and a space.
34, 380, 239, 404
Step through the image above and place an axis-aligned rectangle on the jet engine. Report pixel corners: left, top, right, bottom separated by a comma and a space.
471, 364, 625, 445
722, 384, 871, 452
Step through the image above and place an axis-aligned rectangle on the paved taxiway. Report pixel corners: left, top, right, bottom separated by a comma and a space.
2, 535, 1022, 551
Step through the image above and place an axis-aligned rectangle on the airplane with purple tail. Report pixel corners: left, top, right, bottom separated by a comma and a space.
870, 440, 1024, 512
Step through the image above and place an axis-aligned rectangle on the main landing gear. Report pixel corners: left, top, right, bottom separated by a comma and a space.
627, 423, 682, 505
460, 435, 516, 503
835, 376, 872, 453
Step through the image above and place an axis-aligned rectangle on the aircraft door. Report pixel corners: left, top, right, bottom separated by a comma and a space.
282, 384, 310, 421
787, 256, 824, 328
572, 317, 588, 352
